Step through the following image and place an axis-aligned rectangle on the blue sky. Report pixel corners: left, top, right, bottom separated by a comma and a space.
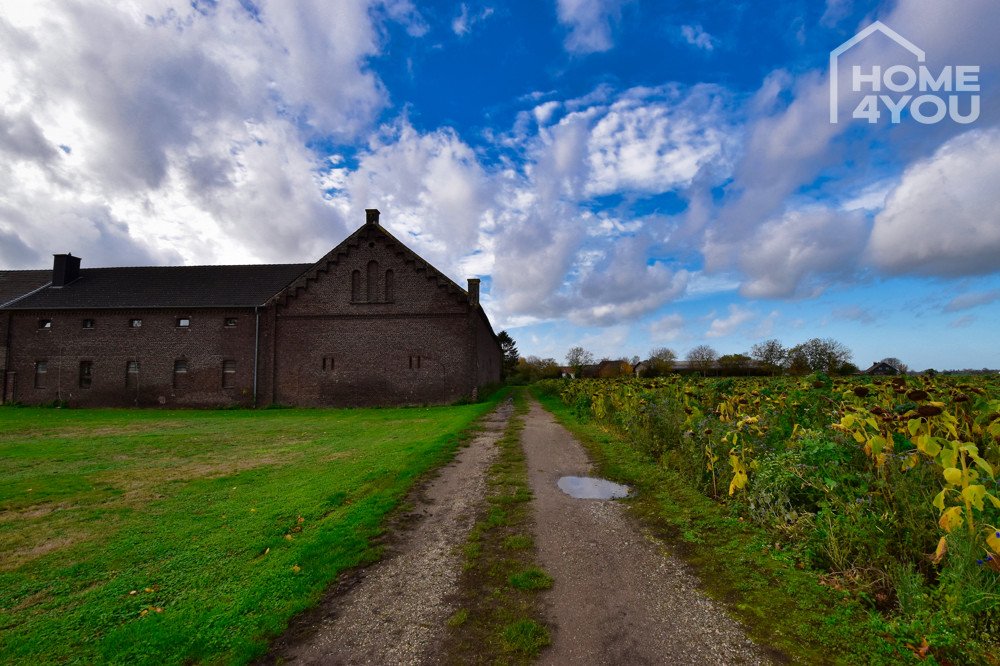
0, 0, 998, 370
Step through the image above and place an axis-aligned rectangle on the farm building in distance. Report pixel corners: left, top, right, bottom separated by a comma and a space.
0, 210, 502, 407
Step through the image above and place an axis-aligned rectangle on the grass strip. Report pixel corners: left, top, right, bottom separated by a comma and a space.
532, 387, 915, 666
444, 388, 552, 663
0, 394, 503, 665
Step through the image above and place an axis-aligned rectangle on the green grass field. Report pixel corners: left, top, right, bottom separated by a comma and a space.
0, 399, 500, 665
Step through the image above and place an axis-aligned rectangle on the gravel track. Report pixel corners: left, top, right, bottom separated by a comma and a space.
521, 399, 772, 665
261, 400, 512, 665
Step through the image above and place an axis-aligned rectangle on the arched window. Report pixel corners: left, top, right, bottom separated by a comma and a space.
367, 261, 379, 302
384, 269, 394, 302
351, 270, 361, 301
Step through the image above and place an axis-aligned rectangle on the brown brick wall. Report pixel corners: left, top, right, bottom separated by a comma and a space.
5, 308, 261, 406
272, 225, 494, 406
273, 314, 475, 406
1, 222, 502, 408
1, 312, 10, 404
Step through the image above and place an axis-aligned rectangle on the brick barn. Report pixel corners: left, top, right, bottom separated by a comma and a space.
0, 210, 502, 407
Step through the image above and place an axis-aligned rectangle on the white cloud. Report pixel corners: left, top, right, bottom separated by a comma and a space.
585, 86, 735, 196
680, 24, 717, 52
452, 3, 494, 36
706, 304, 754, 338
820, 0, 852, 27
736, 207, 869, 299
0, 0, 414, 268
648, 313, 685, 342
555, 0, 622, 54
867, 129, 1000, 277
332, 120, 492, 278
943, 288, 1000, 313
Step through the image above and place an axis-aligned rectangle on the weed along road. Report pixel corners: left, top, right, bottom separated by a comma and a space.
264, 400, 513, 665
522, 398, 771, 665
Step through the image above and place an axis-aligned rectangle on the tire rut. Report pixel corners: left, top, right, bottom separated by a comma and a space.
261, 399, 513, 665
521, 398, 772, 665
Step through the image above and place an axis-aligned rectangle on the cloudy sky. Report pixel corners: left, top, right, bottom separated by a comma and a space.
1, 0, 998, 370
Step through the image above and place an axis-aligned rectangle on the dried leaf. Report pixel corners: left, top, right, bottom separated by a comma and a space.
930, 536, 947, 565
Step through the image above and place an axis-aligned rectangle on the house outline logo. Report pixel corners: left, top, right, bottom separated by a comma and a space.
829, 21, 925, 123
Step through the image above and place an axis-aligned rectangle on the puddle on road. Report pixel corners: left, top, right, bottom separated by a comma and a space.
557, 476, 631, 500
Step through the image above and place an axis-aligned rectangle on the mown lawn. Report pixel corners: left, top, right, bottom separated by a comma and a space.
0, 399, 500, 665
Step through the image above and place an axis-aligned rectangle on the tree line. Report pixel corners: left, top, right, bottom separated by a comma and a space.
496, 331, 911, 383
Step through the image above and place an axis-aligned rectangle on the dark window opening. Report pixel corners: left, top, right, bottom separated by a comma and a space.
82, 319, 95, 329
351, 269, 362, 301
129, 319, 142, 328
38, 319, 52, 329
34, 361, 47, 388
79, 361, 92, 389
224, 317, 237, 327
177, 317, 190, 328
126, 361, 140, 388
173, 359, 188, 389
409, 355, 422, 370
367, 260, 379, 301
322, 356, 335, 371
222, 360, 236, 388
384, 269, 394, 302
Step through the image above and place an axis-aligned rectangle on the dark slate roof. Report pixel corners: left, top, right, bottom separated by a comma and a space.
3, 264, 311, 310
0, 270, 51, 308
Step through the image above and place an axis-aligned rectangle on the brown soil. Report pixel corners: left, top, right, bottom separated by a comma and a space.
520, 399, 772, 665
260, 399, 513, 665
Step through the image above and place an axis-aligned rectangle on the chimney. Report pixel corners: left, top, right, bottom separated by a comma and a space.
52, 253, 81, 287
365, 208, 380, 226
467, 278, 480, 307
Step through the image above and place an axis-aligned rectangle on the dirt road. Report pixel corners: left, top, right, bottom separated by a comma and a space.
262, 400, 512, 665
521, 399, 771, 665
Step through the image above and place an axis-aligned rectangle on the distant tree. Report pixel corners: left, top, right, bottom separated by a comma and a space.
751, 339, 786, 375
838, 361, 860, 375
718, 353, 752, 375
796, 338, 853, 374
786, 345, 811, 376
512, 356, 561, 383
880, 357, 910, 374
686, 345, 718, 373
497, 330, 519, 379
629, 355, 641, 367
566, 346, 595, 377
643, 347, 677, 377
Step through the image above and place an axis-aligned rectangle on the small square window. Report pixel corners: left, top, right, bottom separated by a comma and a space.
82, 319, 95, 329
177, 318, 190, 328
129, 319, 142, 328
224, 318, 237, 327
38, 319, 52, 329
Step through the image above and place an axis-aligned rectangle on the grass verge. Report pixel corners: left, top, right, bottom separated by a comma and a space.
532, 387, 916, 665
0, 396, 502, 665
443, 388, 552, 663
